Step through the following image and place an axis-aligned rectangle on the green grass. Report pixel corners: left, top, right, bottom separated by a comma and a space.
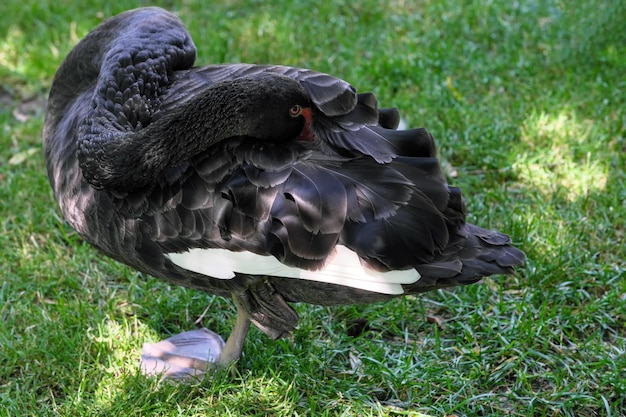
1, 0, 625, 416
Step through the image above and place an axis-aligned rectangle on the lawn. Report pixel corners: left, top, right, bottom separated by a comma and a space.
1, 0, 625, 416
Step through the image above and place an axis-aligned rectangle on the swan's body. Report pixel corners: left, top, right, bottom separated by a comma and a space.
44, 7, 525, 377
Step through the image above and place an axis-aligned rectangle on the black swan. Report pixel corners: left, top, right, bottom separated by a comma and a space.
43, 7, 525, 377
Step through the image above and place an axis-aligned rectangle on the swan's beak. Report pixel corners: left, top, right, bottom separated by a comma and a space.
298, 107, 314, 141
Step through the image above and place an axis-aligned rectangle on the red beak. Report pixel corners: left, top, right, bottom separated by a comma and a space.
299, 107, 314, 141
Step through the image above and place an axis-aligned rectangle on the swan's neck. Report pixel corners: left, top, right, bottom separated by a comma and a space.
75, 82, 254, 193
43, 8, 195, 195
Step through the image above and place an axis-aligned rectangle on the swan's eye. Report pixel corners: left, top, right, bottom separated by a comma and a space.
289, 105, 302, 117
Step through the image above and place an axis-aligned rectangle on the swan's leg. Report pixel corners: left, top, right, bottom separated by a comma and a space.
214, 305, 251, 367
139, 281, 297, 379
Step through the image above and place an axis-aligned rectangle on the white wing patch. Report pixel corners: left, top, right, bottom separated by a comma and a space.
167, 245, 420, 295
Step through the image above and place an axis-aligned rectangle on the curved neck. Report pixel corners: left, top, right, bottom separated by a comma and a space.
51, 8, 307, 195
47, 8, 199, 193
46, 8, 195, 133
76, 81, 256, 192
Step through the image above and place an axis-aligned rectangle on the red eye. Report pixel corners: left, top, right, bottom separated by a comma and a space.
289, 105, 302, 117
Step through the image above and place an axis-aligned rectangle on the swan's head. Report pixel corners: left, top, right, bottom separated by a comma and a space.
207, 74, 314, 142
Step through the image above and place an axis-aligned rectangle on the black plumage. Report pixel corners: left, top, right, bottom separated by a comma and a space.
44, 7, 525, 375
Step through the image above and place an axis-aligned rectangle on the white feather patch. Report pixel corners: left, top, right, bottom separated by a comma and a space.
167, 245, 420, 295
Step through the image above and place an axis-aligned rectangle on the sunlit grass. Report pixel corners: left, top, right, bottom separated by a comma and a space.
1, 0, 625, 416
516, 110, 609, 201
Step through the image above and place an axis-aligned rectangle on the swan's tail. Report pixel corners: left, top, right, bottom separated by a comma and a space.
411, 221, 526, 292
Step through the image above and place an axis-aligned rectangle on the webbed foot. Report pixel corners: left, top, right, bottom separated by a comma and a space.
140, 328, 225, 378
